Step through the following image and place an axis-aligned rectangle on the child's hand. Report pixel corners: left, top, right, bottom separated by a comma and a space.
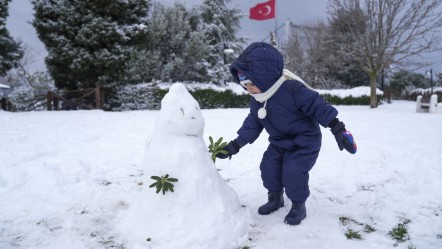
330, 121, 357, 154
216, 140, 241, 159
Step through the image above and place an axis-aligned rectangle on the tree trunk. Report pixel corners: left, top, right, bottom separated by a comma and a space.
369, 73, 378, 108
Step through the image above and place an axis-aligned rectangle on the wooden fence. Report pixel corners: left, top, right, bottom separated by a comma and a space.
47, 87, 104, 111
1, 97, 13, 111
1, 86, 104, 111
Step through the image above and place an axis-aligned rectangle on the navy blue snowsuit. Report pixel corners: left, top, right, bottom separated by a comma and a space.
229, 42, 338, 203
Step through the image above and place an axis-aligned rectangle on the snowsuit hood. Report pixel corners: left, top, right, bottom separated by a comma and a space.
229, 42, 283, 92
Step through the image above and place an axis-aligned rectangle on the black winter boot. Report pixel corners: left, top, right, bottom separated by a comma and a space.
284, 202, 306, 225
258, 190, 284, 215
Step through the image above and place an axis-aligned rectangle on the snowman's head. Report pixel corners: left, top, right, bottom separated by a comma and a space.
156, 83, 204, 137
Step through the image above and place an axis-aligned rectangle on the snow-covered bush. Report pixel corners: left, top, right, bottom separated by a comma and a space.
408, 87, 442, 101
107, 83, 250, 111
3, 70, 55, 111
108, 84, 386, 111
321, 94, 383, 105
317, 86, 384, 105
106, 83, 165, 111
8, 85, 45, 111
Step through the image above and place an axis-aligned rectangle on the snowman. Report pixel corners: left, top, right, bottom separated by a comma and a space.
118, 83, 249, 249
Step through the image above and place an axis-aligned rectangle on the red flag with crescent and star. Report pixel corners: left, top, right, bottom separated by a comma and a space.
249, 0, 275, 20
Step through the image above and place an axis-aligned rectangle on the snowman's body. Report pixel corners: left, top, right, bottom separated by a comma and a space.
118, 83, 249, 249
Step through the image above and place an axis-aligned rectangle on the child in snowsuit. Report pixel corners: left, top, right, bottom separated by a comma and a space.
217, 42, 357, 225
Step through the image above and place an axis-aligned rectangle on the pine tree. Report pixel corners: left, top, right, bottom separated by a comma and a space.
31, 0, 151, 89
159, 4, 210, 82
0, 0, 23, 76
126, 2, 210, 83
198, 0, 245, 84
125, 0, 245, 84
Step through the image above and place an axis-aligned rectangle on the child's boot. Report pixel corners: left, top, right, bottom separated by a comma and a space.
258, 190, 284, 215
284, 202, 306, 225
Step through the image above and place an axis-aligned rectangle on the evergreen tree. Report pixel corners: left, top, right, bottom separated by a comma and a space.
159, 4, 210, 82
324, 8, 369, 88
127, 1, 244, 84
126, 2, 210, 83
199, 0, 245, 84
0, 0, 23, 76
389, 70, 429, 98
32, 0, 151, 89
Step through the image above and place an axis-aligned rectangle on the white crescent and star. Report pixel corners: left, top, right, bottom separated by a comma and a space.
259, 5, 272, 16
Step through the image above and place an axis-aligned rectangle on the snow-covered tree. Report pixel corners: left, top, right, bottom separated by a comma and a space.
0, 0, 23, 76
198, 0, 245, 84
327, 0, 442, 108
31, 0, 151, 90
389, 70, 429, 99
126, 0, 244, 84
283, 21, 348, 89
126, 2, 209, 83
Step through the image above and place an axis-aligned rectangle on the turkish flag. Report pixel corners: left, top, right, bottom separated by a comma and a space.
249, 0, 275, 20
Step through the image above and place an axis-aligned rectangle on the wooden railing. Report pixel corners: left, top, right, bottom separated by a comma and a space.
1, 86, 104, 111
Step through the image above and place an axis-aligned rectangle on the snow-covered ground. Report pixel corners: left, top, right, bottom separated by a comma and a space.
1, 97, 442, 248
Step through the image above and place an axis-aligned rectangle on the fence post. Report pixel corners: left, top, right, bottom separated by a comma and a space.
1, 97, 6, 111
95, 86, 101, 109
53, 92, 59, 110
47, 91, 53, 111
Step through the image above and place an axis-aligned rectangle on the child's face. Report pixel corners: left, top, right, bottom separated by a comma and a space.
245, 82, 262, 94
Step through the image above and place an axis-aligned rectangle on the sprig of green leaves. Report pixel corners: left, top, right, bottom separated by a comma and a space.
208, 136, 228, 162
149, 174, 178, 195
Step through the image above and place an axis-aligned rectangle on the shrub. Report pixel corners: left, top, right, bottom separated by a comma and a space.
108, 83, 383, 111
321, 94, 383, 105
108, 84, 249, 111
408, 87, 442, 101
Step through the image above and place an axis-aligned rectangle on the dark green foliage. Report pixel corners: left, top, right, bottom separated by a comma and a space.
389, 220, 410, 243
0, 0, 23, 76
364, 224, 376, 233
321, 94, 383, 105
149, 174, 178, 195
330, 69, 370, 88
339, 216, 376, 241
388, 219, 412, 247
125, 0, 244, 84
127, 2, 211, 83
31, 0, 151, 90
108, 84, 383, 111
345, 229, 362, 240
208, 136, 228, 162
107, 84, 250, 111
389, 70, 430, 99
190, 89, 250, 108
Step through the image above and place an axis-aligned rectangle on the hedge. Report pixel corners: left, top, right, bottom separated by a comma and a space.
321, 94, 383, 105
108, 84, 382, 111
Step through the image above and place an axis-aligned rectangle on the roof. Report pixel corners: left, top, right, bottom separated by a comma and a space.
0, 83, 11, 89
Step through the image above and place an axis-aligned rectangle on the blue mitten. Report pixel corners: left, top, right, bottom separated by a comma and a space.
216, 139, 242, 159
330, 119, 357, 154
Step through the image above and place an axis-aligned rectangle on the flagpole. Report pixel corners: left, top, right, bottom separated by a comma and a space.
275, 19, 277, 43
249, 0, 277, 43
274, 0, 277, 45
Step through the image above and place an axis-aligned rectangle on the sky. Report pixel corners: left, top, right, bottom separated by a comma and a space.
4, 0, 329, 73
1, 84, 442, 248
5, 0, 442, 76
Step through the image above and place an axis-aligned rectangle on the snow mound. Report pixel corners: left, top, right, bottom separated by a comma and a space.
117, 83, 249, 249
